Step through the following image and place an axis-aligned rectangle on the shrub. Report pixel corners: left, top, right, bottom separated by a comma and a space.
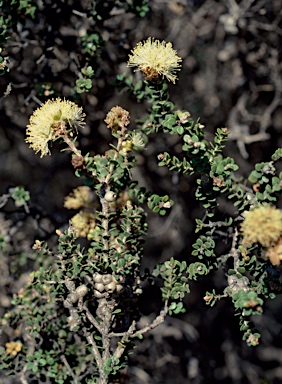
0, 2, 281, 384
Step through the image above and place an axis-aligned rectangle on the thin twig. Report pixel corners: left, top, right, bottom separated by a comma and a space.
61, 355, 79, 384
83, 328, 105, 380
82, 304, 103, 334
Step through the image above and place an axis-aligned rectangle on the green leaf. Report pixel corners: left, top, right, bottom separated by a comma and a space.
112, 309, 122, 314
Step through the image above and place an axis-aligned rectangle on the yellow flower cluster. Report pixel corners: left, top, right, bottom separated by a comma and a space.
241, 205, 282, 265
64, 186, 93, 210
26, 98, 85, 157
71, 211, 96, 238
241, 205, 282, 247
127, 37, 182, 83
5, 341, 22, 356
64, 186, 96, 238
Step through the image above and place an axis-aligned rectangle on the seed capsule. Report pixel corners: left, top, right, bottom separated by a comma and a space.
94, 290, 104, 298
93, 272, 103, 283
76, 284, 88, 298
116, 284, 123, 293
104, 191, 116, 202
105, 282, 117, 293
68, 292, 79, 303
102, 274, 112, 285
94, 283, 105, 292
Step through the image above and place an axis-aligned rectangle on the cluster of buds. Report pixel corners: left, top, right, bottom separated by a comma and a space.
213, 177, 225, 188
225, 275, 249, 295
183, 135, 201, 148
175, 110, 191, 124
64, 284, 88, 308
120, 140, 134, 155
5, 341, 22, 356
93, 273, 123, 298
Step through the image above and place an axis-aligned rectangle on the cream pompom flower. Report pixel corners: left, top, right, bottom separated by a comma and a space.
26, 98, 85, 157
64, 186, 94, 210
241, 205, 282, 247
71, 211, 96, 238
127, 37, 182, 83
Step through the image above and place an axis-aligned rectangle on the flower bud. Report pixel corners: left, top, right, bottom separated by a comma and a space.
65, 281, 76, 291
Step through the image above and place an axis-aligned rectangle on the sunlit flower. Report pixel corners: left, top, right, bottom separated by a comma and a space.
71, 211, 96, 238
127, 37, 182, 83
241, 205, 282, 247
104, 106, 130, 132
26, 98, 85, 157
64, 186, 94, 210
5, 341, 22, 356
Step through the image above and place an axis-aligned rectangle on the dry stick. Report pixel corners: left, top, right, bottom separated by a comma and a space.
19, 367, 29, 384
259, 54, 282, 133
110, 302, 169, 361
61, 355, 79, 384
84, 327, 106, 383
82, 304, 103, 334
101, 301, 115, 369
228, 228, 240, 271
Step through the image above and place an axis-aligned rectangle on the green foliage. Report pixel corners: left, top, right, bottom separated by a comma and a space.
75, 66, 95, 94
152, 258, 190, 315
10, 186, 30, 207
122, 0, 150, 17
81, 32, 104, 57
0, 0, 37, 76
